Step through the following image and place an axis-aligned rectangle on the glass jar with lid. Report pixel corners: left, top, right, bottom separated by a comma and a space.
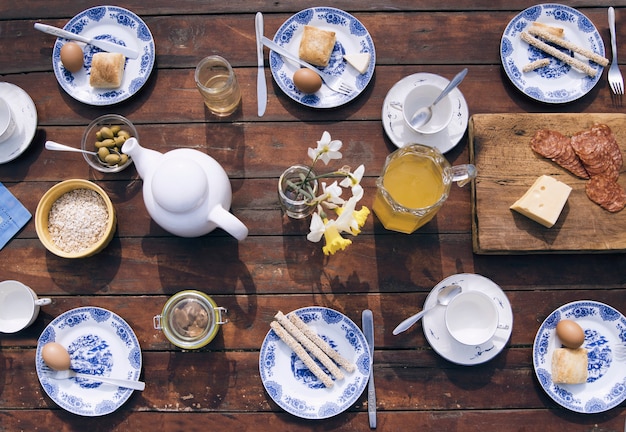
153, 290, 227, 349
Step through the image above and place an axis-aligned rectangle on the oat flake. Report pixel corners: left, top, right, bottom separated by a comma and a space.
48, 188, 109, 253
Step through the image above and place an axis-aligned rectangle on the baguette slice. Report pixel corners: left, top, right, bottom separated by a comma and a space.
90, 52, 125, 89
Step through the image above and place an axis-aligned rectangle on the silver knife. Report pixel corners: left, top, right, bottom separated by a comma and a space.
362, 309, 376, 429
255, 12, 267, 117
34, 23, 139, 59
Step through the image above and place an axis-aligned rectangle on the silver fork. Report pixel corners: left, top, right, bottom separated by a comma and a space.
262, 36, 355, 96
608, 7, 624, 95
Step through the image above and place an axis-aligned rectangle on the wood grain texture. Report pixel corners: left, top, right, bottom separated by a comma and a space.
471, 114, 626, 254
2, 2, 626, 430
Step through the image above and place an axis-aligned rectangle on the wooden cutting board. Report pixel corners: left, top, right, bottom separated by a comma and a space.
469, 113, 626, 254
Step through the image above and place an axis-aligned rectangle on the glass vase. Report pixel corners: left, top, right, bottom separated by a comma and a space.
278, 164, 318, 219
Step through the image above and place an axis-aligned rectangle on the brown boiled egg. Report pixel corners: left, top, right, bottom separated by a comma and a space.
41, 342, 71, 371
293, 68, 322, 93
60, 42, 84, 73
555, 319, 585, 349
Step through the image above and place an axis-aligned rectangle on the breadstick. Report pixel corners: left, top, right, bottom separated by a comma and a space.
288, 312, 356, 373
270, 321, 334, 388
274, 311, 344, 380
521, 32, 597, 77
527, 26, 609, 67
523, 58, 550, 72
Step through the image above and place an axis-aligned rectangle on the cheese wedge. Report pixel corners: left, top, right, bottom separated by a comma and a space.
343, 53, 371, 74
510, 175, 572, 228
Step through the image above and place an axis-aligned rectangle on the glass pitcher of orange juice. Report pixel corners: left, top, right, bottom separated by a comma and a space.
373, 144, 476, 234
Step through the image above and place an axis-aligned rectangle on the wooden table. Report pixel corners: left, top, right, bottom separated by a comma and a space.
2, 1, 626, 430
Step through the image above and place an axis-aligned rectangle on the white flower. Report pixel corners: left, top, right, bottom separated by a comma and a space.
321, 181, 344, 207
307, 131, 342, 165
340, 164, 365, 200
307, 212, 326, 242
334, 196, 358, 234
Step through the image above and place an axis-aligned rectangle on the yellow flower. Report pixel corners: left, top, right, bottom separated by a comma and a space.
322, 223, 352, 255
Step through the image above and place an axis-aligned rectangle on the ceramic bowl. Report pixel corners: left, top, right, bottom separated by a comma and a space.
81, 114, 137, 173
35, 179, 116, 258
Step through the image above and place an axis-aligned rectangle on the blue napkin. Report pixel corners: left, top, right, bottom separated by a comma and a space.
0, 182, 32, 250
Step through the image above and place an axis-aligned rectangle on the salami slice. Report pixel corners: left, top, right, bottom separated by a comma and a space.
585, 174, 626, 213
530, 129, 589, 179
571, 125, 621, 181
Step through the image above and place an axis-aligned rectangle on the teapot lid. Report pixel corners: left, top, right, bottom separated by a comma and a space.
152, 159, 207, 213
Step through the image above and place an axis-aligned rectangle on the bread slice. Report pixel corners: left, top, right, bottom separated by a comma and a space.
90, 52, 125, 89
299, 25, 336, 67
551, 347, 588, 384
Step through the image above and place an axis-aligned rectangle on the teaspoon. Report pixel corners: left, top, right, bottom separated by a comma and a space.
392, 284, 462, 335
409, 68, 468, 129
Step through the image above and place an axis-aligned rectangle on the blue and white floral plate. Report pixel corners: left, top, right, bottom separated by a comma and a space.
269, 7, 375, 108
35, 307, 142, 416
259, 306, 371, 419
533, 300, 626, 413
500, 4, 605, 103
52, 6, 155, 105
422, 274, 513, 365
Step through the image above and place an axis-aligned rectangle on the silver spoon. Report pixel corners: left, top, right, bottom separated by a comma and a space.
409, 68, 468, 129
392, 284, 462, 335
45, 140, 98, 156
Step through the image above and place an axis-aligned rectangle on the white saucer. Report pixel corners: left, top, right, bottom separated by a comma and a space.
0, 83, 37, 164
422, 273, 513, 365
381, 73, 469, 153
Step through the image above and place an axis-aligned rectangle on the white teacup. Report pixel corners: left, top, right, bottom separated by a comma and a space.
0, 97, 16, 144
0, 280, 51, 333
445, 290, 508, 346
390, 84, 453, 134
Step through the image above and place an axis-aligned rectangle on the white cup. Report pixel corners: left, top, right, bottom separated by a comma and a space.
445, 290, 508, 346
0, 98, 16, 144
390, 84, 453, 134
0, 280, 51, 333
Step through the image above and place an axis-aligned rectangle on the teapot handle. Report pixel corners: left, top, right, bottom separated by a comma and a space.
208, 205, 249, 241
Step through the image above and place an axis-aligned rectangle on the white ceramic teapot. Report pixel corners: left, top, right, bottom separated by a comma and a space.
122, 138, 248, 240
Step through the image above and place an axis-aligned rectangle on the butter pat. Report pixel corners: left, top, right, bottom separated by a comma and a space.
343, 53, 370, 74
510, 175, 572, 228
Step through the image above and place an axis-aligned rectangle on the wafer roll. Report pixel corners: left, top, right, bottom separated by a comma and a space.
270, 321, 334, 388
288, 312, 356, 373
528, 25, 609, 67
275, 311, 344, 380
521, 32, 598, 77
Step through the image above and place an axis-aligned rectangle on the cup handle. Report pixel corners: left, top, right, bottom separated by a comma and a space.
450, 164, 477, 187
389, 101, 403, 111
35, 298, 52, 306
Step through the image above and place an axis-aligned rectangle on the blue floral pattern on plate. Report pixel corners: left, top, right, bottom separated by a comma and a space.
51, 6, 155, 106
259, 306, 371, 419
500, 4, 605, 103
269, 7, 375, 108
36, 307, 142, 416
533, 300, 626, 413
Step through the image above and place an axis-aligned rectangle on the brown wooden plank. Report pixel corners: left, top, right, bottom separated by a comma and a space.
470, 114, 626, 253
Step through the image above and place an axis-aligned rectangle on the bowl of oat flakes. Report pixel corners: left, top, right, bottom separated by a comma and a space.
35, 179, 116, 258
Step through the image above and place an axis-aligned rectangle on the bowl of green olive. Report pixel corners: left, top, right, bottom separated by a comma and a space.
81, 114, 137, 173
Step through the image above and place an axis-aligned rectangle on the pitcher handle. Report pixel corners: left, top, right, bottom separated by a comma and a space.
451, 164, 477, 187
208, 205, 249, 241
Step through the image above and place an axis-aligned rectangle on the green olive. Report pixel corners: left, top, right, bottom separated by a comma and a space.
100, 126, 114, 139
110, 125, 121, 134
114, 136, 126, 146
117, 130, 131, 139
100, 138, 116, 148
119, 154, 129, 165
98, 147, 110, 161
105, 153, 121, 165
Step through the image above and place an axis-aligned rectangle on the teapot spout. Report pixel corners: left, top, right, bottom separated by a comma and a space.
121, 138, 163, 180
208, 205, 248, 241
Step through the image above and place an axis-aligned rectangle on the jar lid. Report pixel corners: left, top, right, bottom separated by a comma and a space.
156, 290, 226, 349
